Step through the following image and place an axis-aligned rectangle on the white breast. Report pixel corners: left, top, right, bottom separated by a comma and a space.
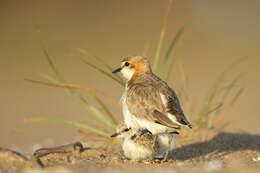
121, 91, 139, 128
121, 84, 136, 128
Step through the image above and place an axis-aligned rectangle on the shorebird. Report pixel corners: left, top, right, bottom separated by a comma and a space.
111, 123, 158, 161
112, 55, 192, 160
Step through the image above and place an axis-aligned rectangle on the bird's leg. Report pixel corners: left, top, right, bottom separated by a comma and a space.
162, 133, 173, 162
151, 134, 158, 160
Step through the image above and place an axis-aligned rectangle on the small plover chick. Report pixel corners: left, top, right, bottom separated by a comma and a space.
111, 124, 158, 161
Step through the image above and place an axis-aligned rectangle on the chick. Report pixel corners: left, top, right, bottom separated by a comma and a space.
111, 124, 159, 161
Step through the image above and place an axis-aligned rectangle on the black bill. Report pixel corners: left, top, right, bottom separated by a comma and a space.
110, 128, 130, 138
112, 67, 122, 73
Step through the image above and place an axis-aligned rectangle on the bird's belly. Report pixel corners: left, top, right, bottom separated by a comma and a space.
122, 97, 139, 128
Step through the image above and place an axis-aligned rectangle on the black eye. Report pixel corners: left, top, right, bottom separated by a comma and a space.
125, 62, 130, 66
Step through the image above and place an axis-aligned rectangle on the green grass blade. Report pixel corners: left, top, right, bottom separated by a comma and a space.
44, 49, 65, 83
212, 88, 244, 128
164, 26, 185, 64
78, 48, 113, 71
77, 48, 124, 82
80, 57, 125, 86
207, 74, 242, 128
93, 95, 118, 125
162, 26, 185, 80
25, 117, 110, 137
215, 75, 241, 107
165, 55, 177, 82
153, 33, 165, 71
25, 79, 121, 107
198, 57, 247, 123
43, 49, 116, 129
152, 0, 173, 71
25, 78, 118, 125
162, 26, 185, 82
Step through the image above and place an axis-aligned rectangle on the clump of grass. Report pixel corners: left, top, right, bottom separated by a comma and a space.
25, 47, 119, 137
193, 57, 246, 129
26, 0, 245, 136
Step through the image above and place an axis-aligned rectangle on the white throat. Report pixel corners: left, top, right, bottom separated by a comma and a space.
121, 68, 135, 81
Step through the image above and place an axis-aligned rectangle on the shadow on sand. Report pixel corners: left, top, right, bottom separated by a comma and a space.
173, 132, 260, 161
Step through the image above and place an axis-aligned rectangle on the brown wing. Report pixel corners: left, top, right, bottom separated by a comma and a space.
160, 88, 192, 128
152, 110, 181, 129
126, 83, 181, 129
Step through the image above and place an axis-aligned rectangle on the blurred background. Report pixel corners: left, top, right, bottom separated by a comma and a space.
0, 0, 259, 152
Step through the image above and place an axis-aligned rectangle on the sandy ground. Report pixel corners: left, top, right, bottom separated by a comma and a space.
1, 128, 260, 173
1, 1, 260, 172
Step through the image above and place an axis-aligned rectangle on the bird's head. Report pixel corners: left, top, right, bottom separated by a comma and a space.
112, 55, 152, 81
